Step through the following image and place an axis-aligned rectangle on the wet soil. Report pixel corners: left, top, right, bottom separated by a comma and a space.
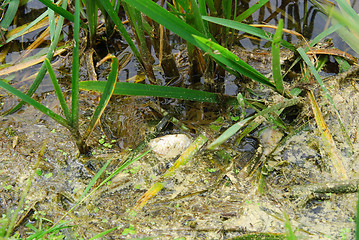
1, 1, 359, 239
1, 60, 359, 239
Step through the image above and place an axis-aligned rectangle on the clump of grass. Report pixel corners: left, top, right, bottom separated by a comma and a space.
0, 0, 120, 154
1, 0, 294, 154
0, 1, 358, 238
0, 0, 354, 190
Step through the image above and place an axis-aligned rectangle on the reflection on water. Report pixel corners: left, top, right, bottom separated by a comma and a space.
0, 0, 358, 96
237, 0, 359, 52
237, 0, 324, 48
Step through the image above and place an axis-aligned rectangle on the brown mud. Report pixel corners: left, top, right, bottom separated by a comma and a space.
1, 57, 359, 239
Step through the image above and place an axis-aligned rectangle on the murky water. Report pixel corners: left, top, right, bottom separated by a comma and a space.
0, 1, 358, 239
1, 0, 357, 93
238, 0, 359, 53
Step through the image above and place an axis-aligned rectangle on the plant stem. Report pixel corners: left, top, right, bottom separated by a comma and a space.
71, 0, 80, 129
4, 0, 67, 115
69, 128, 89, 154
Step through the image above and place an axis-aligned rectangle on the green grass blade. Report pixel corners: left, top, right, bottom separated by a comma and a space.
78, 158, 113, 201
4, 0, 67, 115
205, 0, 216, 15
202, 16, 295, 50
88, 226, 118, 240
49, 157, 113, 230
284, 212, 297, 240
52, 150, 150, 228
222, 0, 231, 20
4, 10, 48, 44
222, 0, 233, 47
272, 19, 284, 94
121, 0, 215, 47
37, 0, 74, 23
326, 4, 359, 54
121, 0, 204, 47
37, 0, 88, 27
44, 58, 71, 122
83, 57, 119, 141
5, 142, 46, 238
335, 0, 359, 22
310, 23, 342, 47
0, 0, 19, 29
207, 116, 255, 150
235, 116, 264, 145
122, 0, 273, 87
98, 0, 144, 68
122, 2, 153, 79
189, 0, 208, 37
79, 81, 220, 103
208, 97, 300, 149
237, 93, 247, 120
122, 3, 138, 36
191, 35, 276, 89
84, 0, 98, 45
245, 99, 286, 129
71, 0, 80, 128
48, 0, 55, 39
26, 221, 73, 240
297, 47, 353, 153
235, 0, 269, 22
198, 0, 209, 31
173, 0, 189, 13
317, 0, 359, 55
335, 26, 359, 55
102, 150, 152, 189
0, 79, 69, 128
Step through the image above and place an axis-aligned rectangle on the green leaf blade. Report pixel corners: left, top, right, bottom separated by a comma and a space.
71, 0, 80, 128
272, 19, 284, 94
5, 0, 68, 115
202, 16, 295, 50
37, 0, 75, 23
44, 58, 71, 122
0, 0, 20, 29
98, 0, 144, 68
83, 57, 119, 140
0, 79, 69, 128
79, 81, 219, 103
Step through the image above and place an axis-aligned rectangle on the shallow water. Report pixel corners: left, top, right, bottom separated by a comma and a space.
1, 0, 355, 93
0, 1, 358, 239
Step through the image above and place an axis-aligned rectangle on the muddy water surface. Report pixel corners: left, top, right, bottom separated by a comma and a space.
1, 1, 359, 239
1, 70, 359, 239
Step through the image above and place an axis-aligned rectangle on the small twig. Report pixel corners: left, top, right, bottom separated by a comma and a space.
159, 24, 164, 66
